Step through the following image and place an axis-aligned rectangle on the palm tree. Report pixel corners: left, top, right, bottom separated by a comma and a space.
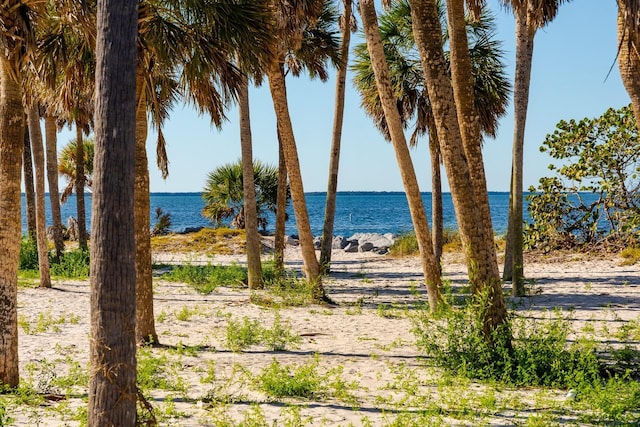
265, 0, 340, 297
617, 2, 640, 123
408, 0, 507, 333
0, 0, 43, 388
359, 0, 443, 311
202, 160, 284, 230
58, 138, 94, 203
26, 103, 52, 288
88, 0, 138, 423
502, 0, 569, 296
320, 0, 356, 273
44, 115, 65, 261
23, 124, 36, 240
352, 0, 510, 270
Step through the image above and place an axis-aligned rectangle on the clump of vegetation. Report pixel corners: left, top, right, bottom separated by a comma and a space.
151, 227, 245, 255
19, 237, 39, 270
49, 249, 90, 278
152, 207, 172, 236
525, 105, 640, 252
225, 312, 301, 352
620, 246, 640, 265
253, 356, 325, 399
389, 233, 419, 257
412, 297, 602, 387
162, 263, 247, 293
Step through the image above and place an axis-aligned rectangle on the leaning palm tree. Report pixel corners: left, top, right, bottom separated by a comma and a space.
407, 0, 507, 332
358, 0, 444, 311
265, 0, 340, 298
501, 0, 570, 296
319, 0, 357, 273
352, 0, 510, 270
202, 160, 285, 231
0, 0, 44, 388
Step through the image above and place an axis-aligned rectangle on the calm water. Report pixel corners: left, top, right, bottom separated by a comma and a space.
22, 191, 524, 237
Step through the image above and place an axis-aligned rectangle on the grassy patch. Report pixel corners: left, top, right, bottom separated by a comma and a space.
151, 227, 245, 255
620, 246, 640, 265
162, 263, 247, 293
225, 312, 301, 352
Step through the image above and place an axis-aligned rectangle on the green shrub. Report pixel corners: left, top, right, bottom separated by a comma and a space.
620, 246, 640, 266
19, 237, 39, 270
225, 317, 262, 352
50, 250, 90, 278
163, 263, 247, 293
389, 233, 419, 257
255, 357, 324, 398
412, 298, 602, 388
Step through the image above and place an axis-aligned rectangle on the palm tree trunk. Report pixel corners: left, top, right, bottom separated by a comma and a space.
238, 74, 263, 289
503, 164, 514, 280
320, 0, 353, 274
508, 8, 535, 297
27, 104, 52, 289
360, 0, 443, 312
445, 0, 500, 289
45, 116, 65, 261
409, 0, 506, 332
274, 131, 287, 277
23, 124, 36, 240
427, 113, 443, 270
266, 61, 322, 296
89, 0, 138, 423
0, 57, 24, 388
134, 78, 158, 345
618, 2, 640, 123
75, 122, 88, 251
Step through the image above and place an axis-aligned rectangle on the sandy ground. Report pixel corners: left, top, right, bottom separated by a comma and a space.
8, 245, 640, 426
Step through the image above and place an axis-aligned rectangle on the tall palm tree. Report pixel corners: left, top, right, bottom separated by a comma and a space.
265, 0, 340, 298
617, 1, 640, 123
320, 0, 356, 272
352, 0, 510, 270
0, 0, 43, 388
23, 124, 36, 240
88, 0, 138, 423
408, 0, 507, 333
359, 0, 443, 311
502, 0, 569, 296
26, 103, 52, 288
44, 115, 64, 260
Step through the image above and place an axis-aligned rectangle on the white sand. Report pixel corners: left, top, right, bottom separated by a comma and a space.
7, 246, 640, 426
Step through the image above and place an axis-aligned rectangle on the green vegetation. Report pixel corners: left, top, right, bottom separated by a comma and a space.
202, 159, 286, 230
18, 239, 90, 279
162, 263, 247, 293
225, 312, 301, 352
526, 105, 640, 252
620, 246, 640, 265
152, 207, 172, 236
389, 228, 462, 257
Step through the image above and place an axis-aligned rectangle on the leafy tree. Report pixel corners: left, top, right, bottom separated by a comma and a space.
525, 104, 640, 251
202, 160, 286, 231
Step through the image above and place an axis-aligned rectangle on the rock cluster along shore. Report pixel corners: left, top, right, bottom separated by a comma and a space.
287, 232, 396, 255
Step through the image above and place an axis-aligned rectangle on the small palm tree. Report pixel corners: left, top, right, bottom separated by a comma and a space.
202, 160, 286, 230
58, 138, 94, 203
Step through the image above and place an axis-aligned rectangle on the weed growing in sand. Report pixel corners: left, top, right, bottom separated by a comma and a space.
250, 274, 317, 308
252, 356, 325, 398
620, 246, 640, 265
0, 399, 14, 426
225, 312, 301, 352
162, 263, 247, 293
389, 233, 419, 257
175, 305, 199, 321
18, 310, 79, 334
137, 346, 187, 395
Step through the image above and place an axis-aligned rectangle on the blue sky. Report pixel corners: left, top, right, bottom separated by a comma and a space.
55, 1, 631, 193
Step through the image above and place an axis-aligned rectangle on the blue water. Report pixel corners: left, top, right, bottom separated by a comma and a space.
22, 191, 522, 237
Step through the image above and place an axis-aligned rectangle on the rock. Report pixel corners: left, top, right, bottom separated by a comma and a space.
286, 235, 299, 246
332, 236, 347, 250
343, 241, 359, 253
359, 242, 375, 252
182, 226, 203, 234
